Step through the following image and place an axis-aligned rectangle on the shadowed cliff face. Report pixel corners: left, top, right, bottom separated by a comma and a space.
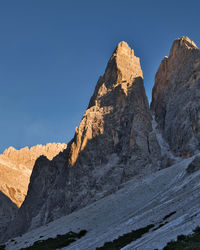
0, 191, 18, 236
151, 36, 200, 157
2, 41, 160, 242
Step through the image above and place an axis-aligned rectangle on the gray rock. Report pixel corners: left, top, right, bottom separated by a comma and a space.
151, 37, 200, 157
186, 156, 200, 174
2, 41, 160, 242
0, 191, 18, 236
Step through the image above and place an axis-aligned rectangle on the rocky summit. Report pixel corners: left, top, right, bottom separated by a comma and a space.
2, 37, 200, 249
2, 41, 161, 241
151, 36, 200, 157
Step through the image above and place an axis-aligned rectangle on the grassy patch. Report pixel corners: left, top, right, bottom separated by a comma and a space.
96, 224, 154, 250
20, 229, 87, 250
0, 245, 5, 250
163, 226, 200, 249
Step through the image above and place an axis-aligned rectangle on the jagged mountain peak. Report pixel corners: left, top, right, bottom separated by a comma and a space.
3, 36, 200, 248
107, 41, 143, 82
88, 41, 143, 108
168, 36, 198, 60
151, 36, 200, 114
70, 41, 150, 167
151, 36, 200, 157
116, 40, 129, 47
170, 36, 198, 54
2, 40, 161, 241
114, 41, 134, 56
3, 146, 17, 154
2, 143, 67, 159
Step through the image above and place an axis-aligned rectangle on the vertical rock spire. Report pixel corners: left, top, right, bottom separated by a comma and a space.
69, 41, 149, 167
151, 36, 200, 156
89, 41, 143, 108
2, 41, 160, 241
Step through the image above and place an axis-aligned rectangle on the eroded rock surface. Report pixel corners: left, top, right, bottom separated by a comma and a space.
186, 155, 200, 174
0, 192, 17, 235
2, 41, 160, 241
151, 37, 200, 157
0, 143, 67, 207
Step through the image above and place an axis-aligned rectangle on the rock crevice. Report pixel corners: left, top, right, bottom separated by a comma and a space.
2, 41, 160, 241
151, 36, 200, 157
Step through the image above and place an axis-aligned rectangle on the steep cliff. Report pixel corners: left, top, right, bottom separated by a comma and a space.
2, 41, 160, 241
151, 37, 200, 157
0, 143, 67, 207
0, 192, 17, 235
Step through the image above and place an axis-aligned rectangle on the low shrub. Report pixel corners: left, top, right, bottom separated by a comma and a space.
0, 245, 5, 250
96, 224, 154, 250
20, 229, 87, 250
163, 226, 200, 249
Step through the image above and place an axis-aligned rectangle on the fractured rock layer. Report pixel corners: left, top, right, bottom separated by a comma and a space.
0, 192, 17, 235
151, 37, 200, 157
2, 41, 160, 241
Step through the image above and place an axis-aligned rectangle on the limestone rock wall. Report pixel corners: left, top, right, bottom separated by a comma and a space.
2, 41, 161, 241
151, 37, 200, 157
0, 143, 67, 207
0, 192, 17, 235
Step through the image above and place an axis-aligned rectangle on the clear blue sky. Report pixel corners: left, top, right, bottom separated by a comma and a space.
0, 0, 200, 153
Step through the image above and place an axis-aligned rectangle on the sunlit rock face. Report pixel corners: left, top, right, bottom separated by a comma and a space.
0, 143, 67, 207
2, 41, 160, 241
68, 41, 154, 167
151, 37, 200, 157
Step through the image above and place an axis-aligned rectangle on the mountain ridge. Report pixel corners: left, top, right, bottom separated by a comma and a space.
2, 37, 200, 249
0, 143, 67, 207
1, 41, 161, 242
151, 36, 200, 157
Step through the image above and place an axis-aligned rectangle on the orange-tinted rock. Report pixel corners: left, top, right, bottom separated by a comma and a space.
2, 41, 160, 241
0, 143, 67, 207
